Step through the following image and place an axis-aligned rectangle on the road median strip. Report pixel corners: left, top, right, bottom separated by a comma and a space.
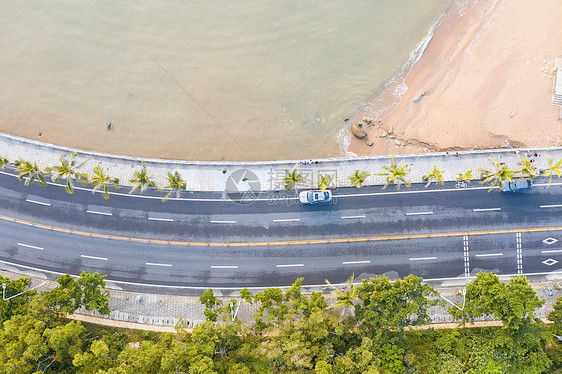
1, 212, 562, 248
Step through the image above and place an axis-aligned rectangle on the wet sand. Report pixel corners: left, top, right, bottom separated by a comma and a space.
349, 0, 562, 156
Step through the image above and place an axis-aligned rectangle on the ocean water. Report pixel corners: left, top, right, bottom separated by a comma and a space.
0, 0, 453, 161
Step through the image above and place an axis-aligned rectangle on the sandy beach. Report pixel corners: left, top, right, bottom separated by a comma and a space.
348, 0, 562, 156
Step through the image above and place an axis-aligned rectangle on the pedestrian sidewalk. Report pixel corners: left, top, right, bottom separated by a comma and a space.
2, 268, 562, 332
0, 132, 560, 193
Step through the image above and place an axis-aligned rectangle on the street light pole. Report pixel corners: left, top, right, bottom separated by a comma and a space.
2, 282, 46, 301
439, 288, 466, 311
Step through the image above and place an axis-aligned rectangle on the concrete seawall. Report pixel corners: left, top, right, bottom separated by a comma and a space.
0, 131, 560, 192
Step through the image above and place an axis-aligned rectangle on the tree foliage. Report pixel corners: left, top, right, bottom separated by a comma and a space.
378, 157, 411, 190
348, 170, 371, 188
0, 272, 558, 373
43, 272, 110, 316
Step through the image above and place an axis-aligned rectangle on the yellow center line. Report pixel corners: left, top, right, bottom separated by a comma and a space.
1, 212, 561, 247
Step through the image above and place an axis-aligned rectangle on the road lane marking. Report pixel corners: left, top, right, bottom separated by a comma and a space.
516, 233, 523, 274
409, 257, 437, 261
86, 210, 112, 216
80, 254, 108, 261
211, 265, 239, 269
463, 235, 470, 277
18, 242, 44, 250
342, 260, 371, 264
475, 253, 504, 257
148, 217, 174, 222
145, 262, 173, 267
541, 249, 562, 253
25, 199, 50, 206
541, 204, 562, 208
273, 218, 301, 223
341, 215, 366, 219
473, 208, 501, 212
406, 211, 433, 216
276, 264, 304, 268
3, 211, 562, 248
210, 220, 236, 224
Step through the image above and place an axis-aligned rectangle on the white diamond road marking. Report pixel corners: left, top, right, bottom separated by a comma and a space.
543, 237, 559, 245
543, 258, 559, 266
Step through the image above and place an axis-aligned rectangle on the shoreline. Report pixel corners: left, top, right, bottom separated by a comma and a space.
348, 0, 562, 157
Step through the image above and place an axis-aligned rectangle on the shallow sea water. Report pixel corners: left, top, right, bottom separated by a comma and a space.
0, 0, 452, 161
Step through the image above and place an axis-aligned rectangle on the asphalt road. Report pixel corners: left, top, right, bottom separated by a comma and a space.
1, 168, 562, 290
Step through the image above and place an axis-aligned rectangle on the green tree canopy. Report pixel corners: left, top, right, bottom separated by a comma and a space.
450, 273, 544, 330
355, 275, 439, 334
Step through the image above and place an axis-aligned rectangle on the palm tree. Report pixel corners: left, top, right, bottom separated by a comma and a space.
378, 157, 411, 190
477, 157, 514, 192
541, 155, 562, 186
325, 274, 359, 319
0, 156, 9, 169
162, 171, 187, 201
15, 159, 47, 186
283, 169, 303, 190
46, 152, 89, 194
348, 170, 371, 188
422, 164, 445, 187
90, 164, 120, 200
129, 163, 158, 194
455, 170, 474, 182
317, 173, 333, 191
517, 155, 538, 179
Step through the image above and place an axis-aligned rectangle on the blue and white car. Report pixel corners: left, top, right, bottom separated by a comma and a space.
299, 190, 333, 204
501, 179, 533, 192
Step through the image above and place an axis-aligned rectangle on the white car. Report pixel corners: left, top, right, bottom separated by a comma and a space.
501, 179, 533, 192
299, 190, 333, 204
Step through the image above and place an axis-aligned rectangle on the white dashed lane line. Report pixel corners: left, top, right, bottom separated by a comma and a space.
86, 210, 113, 216
405, 211, 433, 216
148, 217, 174, 222
25, 198, 50, 206
342, 260, 371, 265
475, 253, 503, 257
341, 215, 366, 219
18, 242, 44, 250
409, 256, 437, 261
211, 265, 239, 269
145, 262, 173, 267
210, 220, 236, 224
541, 249, 562, 253
473, 208, 501, 212
540, 204, 562, 208
272, 218, 301, 223
81, 254, 108, 261
276, 263, 304, 268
